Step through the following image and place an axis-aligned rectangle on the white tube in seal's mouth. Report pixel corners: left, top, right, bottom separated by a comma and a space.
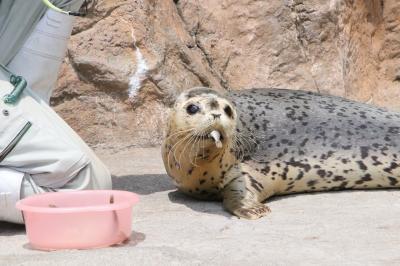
210, 130, 223, 148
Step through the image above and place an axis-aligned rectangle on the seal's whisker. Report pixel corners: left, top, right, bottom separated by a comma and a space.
165, 129, 196, 163
174, 133, 194, 166
191, 134, 202, 167
167, 137, 185, 170
191, 134, 199, 166
192, 126, 209, 158
194, 134, 201, 166
231, 140, 242, 160
168, 125, 208, 166
189, 136, 197, 166
168, 132, 194, 169
165, 127, 196, 141
193, 123, 211, 165
181, 133, 198, 167
179, 125, 208, 168
235, 131, 256, 146
171, 124, 209, 161
190, 124, 214, 165
166, 130, 192, 140
233, 132, 255, 156
232, 136, 246, 161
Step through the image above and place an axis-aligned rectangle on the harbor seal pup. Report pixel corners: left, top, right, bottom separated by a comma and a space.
161, 87, 400, 219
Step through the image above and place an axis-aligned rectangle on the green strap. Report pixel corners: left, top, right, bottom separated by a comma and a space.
41, 0, 86, 17
0, 63, 27, 104
41, 0, 69, 15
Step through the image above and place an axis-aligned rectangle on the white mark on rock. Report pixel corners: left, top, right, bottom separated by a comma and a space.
125, 22, 148, 100
129, 46, 148, 99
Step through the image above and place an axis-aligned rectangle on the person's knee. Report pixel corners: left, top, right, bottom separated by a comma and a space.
30, 147, 90, 188
24, 146, 111, 191
88, 155, 112, 190
6, 126, 111, 190
55, 149, 112, 191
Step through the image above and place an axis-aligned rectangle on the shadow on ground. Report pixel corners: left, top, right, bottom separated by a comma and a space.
169, 188, 398, 218
112, 174, 232, 217
168, 190, 232, 218
112, 174, 175, 195
21, 230, 146, 251
267, 188, 398, 203
0, 221, 25, 236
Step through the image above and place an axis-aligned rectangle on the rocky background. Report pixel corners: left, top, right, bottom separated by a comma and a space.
52, 0, 400, 151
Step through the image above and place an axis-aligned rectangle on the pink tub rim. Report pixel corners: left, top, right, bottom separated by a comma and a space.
16, 190, 139, 214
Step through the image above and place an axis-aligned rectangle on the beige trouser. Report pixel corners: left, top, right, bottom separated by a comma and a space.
0, 80, 112, 223
0, 9, 111, 224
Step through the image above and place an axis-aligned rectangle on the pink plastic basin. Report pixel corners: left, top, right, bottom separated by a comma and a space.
16, 190, 139, 250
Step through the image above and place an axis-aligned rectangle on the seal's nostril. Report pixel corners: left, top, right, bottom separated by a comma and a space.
212, 114, 221, 119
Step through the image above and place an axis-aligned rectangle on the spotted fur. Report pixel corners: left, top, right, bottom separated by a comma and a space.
162, 87, 400, 219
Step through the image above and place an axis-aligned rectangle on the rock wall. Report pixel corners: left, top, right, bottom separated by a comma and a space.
53, 0, 400, 150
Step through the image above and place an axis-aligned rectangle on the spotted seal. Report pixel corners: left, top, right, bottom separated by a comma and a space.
161, 87, 400, 219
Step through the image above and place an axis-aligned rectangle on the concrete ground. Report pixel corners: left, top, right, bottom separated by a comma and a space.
1, 147, 400, 265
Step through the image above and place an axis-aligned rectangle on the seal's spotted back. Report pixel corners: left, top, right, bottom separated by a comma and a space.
229, 89, 400, 195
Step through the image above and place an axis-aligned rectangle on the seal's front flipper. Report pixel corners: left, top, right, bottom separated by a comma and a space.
222, 175, 270, 219
231, 200, 271, 220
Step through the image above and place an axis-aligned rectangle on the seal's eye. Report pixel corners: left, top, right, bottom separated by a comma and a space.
186, 104, 200, 115
224, 105, 233, 118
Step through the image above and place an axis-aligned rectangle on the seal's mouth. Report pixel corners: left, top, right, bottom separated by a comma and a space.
199, 130, 224, 148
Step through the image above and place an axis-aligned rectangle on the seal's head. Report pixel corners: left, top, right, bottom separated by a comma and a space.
162, 87, 238, 199
168, 87, 237, 151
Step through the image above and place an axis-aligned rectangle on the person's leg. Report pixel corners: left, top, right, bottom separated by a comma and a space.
0, 79, 111, 224
17, 85, 112, 191
0, 168, 25, 223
